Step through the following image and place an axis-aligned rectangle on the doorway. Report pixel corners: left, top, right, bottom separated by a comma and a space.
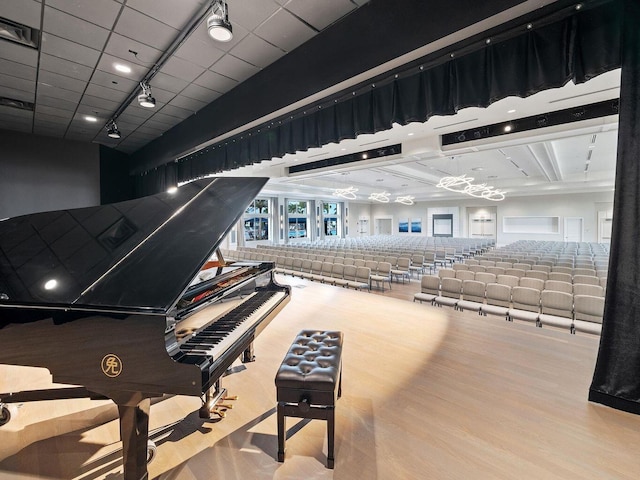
564, 217, 583, 242
375, 218, 392, 235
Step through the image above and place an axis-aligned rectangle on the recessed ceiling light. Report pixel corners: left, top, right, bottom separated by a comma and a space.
114, 63, 131, 73
401, 184, 408, 187
362, 153, 368, 159
504, 125, 513, 132
508, 109, 516, 113
85, 115, 97, 122
471, 167, 483, 171
408, 132, 414, 136
341, 148, 346, 151
487, 175, 498, 179
588, 144, 596, 149
376, 178, 384, 182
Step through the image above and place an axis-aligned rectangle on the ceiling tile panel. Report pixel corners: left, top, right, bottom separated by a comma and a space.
42, 6, 110, 52
157, 104, 193, 120
167, 95, 207, 113
0, 121, 31, 133
0, 72, 35, 95
0, 0, 42, 29
38, 70, 88, 93
209, 54, 260, 82
36, 83, 83, 104
158, 56, 206, 83
174, 35, 225, 69
90, 70, 139, 94
193, 70, 237, 93
127, 0, 206, 30
80, 95, 121, 114
104, 33, 163, 69
229, 0, 281, 31
36, 94, 78, 112
34, 123, 68, 137
35, 105, 74, 120
285, 0, 356, 30
180, 83, 222, 103
34, 112, 72, 127
229, 33, 285, 68
139, 119, 171, 132
40, 33, 100, 68
0, 105, 33, 121
0, 59, 37, 82
114, 7, 179, 52
0, 40, 39, 67
39, 54, 94, 82
45, 0, 122, 29
84, 84, 130, 104
135, 124, 167, 136
254, 8, 316, 51
0, 86, 34, 103
120, 104, 157, 121
96, 53, 150, 82
146, 112, 181, 126
149, 72, 189, 94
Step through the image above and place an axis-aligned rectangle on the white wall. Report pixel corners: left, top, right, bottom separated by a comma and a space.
356, 191, 614, 244
0, 130, 100, 219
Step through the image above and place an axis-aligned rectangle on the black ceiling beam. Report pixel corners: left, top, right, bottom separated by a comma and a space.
130, 0, 528, 174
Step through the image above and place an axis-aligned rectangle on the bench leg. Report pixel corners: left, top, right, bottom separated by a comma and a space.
327, 406, 335, 469
277, 401, 286, 462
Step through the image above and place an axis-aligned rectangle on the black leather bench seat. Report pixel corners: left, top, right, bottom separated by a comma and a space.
275, 330, 343, 468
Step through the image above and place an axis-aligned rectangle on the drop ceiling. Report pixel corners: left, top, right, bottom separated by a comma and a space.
0, 0, 621, 203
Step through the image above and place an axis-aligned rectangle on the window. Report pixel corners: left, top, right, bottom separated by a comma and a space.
244, 199, 270, 241
288, 200, 308, 239
322, 202, 339, 236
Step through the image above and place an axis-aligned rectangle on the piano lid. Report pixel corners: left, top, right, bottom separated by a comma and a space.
0, 177, 267, 312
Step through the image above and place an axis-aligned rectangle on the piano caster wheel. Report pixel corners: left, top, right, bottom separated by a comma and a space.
147, 439, 157, 464
0, 403, 18, 427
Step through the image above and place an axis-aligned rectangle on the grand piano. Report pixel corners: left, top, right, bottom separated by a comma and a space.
0, 177, 290, 480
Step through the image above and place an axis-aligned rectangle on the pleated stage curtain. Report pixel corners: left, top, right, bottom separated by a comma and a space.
134, 1, 622, 196
589, 0, 640, 415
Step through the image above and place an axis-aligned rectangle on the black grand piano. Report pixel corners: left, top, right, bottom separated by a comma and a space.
0, 177, 290, 480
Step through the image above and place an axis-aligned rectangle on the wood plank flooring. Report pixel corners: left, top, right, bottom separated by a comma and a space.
1, 273, 639, 479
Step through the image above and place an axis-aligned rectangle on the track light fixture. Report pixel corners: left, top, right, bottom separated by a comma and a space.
106, 120, 121, 139
138, 82, 156, 108
207, 1, 233, 42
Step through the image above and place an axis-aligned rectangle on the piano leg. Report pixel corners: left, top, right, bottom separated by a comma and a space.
114, 392, 152, 480
242, 342, 255, 363
199, 379, 227, 419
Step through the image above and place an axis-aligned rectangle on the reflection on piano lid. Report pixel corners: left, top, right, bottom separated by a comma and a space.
0, 177, 268, 313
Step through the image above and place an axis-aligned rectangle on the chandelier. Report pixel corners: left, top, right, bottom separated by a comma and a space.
369, 191, 390, 203
436, 174, 505, 201
395, 195, 415, 205
333, 186, 358, 200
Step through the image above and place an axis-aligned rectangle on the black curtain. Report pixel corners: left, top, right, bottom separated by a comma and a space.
134, 1, 621, 196
589, 0, 640, 414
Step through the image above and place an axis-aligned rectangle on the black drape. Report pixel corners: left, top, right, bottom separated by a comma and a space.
589, 0, 640, 414
134, 1, 622, 196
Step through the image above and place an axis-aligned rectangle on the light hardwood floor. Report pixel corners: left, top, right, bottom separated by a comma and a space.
1, 273, 639, 479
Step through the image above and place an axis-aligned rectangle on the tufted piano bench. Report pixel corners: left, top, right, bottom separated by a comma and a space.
275, 329, 343, 468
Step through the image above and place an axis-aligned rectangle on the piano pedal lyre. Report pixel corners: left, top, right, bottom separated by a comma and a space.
199, 380, 237, 419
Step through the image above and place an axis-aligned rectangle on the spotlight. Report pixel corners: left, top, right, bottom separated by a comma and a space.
106, 120, 121, 139
207, 1, 233, 42
138, 81, 156, 108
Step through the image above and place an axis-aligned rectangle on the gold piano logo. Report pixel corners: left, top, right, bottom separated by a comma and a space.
101, 354, 123, 377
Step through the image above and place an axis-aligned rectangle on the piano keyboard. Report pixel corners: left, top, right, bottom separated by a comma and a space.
173, 290, 286, 368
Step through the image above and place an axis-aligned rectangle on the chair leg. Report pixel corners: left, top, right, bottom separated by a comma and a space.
326, 406, 335, 469
277, 402, 285, 462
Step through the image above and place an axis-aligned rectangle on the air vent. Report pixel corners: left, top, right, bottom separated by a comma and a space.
0, 97, 34, 111
0, 17, 40, 49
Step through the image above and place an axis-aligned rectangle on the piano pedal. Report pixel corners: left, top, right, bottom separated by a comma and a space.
223, 395, 238, 401
211, 408, 226, 418
217, 403, 234, 409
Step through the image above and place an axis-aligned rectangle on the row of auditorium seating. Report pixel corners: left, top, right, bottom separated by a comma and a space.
435, 269, 606, 295
414, 275, 603, 335
442, 266, 607, 289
